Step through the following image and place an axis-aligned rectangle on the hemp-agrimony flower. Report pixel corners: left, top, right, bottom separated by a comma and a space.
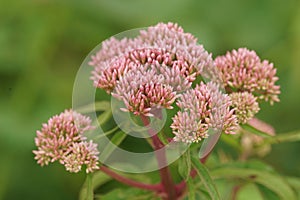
33, 109, 99, 173
214, 48, 280, 104
62, 141, 99, 173
113, 68, 177, 116
95, 48, 192, 94
138, 22, 214, 76
89, 22, 240, 142
89, 22, 214, 93
229, 92, 260, 124
89, 22, 215, 117
171, 82, 238, 143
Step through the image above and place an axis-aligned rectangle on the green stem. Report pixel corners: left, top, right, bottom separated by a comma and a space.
262, 130, 300, 144
79, 174, 93, 200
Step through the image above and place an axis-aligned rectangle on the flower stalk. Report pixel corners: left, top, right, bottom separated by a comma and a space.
99, 165, 162, 192
140, 115, 177, 200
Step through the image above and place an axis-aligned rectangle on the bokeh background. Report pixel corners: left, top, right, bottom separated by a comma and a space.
0, 0, 299, 199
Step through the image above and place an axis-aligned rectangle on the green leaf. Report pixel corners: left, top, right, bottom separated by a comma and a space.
262, 130, 300, 144
286, 176, 300, 198
79, 174, 94, 200
286, 176, 300, 190
216, 160, 275, 172
236, 183, 264, 200
178, 149, 191, 180
95, 188, 158, 200
211, 167, 296, 200
240, 124, 272, 138
98, 110, 112, 126
256, 183, 280, 200
93, 126, 119, 140
209, 179, 235, 200
187, 178, 196, 200
99, 131, 127, 162
191, 155, 220, 200
92, 171, 112, 190
194, 190, 211, 200
76, 101, 111, 113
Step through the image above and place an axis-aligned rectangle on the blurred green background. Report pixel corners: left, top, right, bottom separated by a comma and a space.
0, 0, 299, 199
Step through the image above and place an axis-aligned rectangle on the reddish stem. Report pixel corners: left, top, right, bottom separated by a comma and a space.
99, 165, 162, 192
98, 115, 213, 199
140, 115, 177, 200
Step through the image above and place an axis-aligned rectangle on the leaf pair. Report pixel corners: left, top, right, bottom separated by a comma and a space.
178, 150, 220, 200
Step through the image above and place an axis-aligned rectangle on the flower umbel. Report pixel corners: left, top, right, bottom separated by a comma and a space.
89, 23, 217, 118
89, 22, 213, 92
33, 109, 99, 173
229, 92, 260, 124
88, 23, 280, 154
214, 48, 280, 104
171, 82, 238, 143
62, 141, 99, 173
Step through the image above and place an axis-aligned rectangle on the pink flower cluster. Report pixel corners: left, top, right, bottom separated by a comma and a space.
215, 48, 280, 104
171, 82, 238, 143
88, 22, 280, 144
214, 48, 280, 125
229, 92, 260, 124
33, 110, 99, 173
89, 22, 214, 116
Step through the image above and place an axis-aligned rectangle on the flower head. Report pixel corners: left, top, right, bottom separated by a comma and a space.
214, 48, 280, 104
89, 22, 214, 93
171, 111, 209, 143
89, 37, 142, 69
93, 48, 193, 93
138, 22, 213, 76
62, 141, 99, 173
33, 110, 99, 173
171, 82, 238, 143
88, 23, 278, 146
113, 67, 177, 116
229, 92, 260, 124
89, 22, 217, 118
